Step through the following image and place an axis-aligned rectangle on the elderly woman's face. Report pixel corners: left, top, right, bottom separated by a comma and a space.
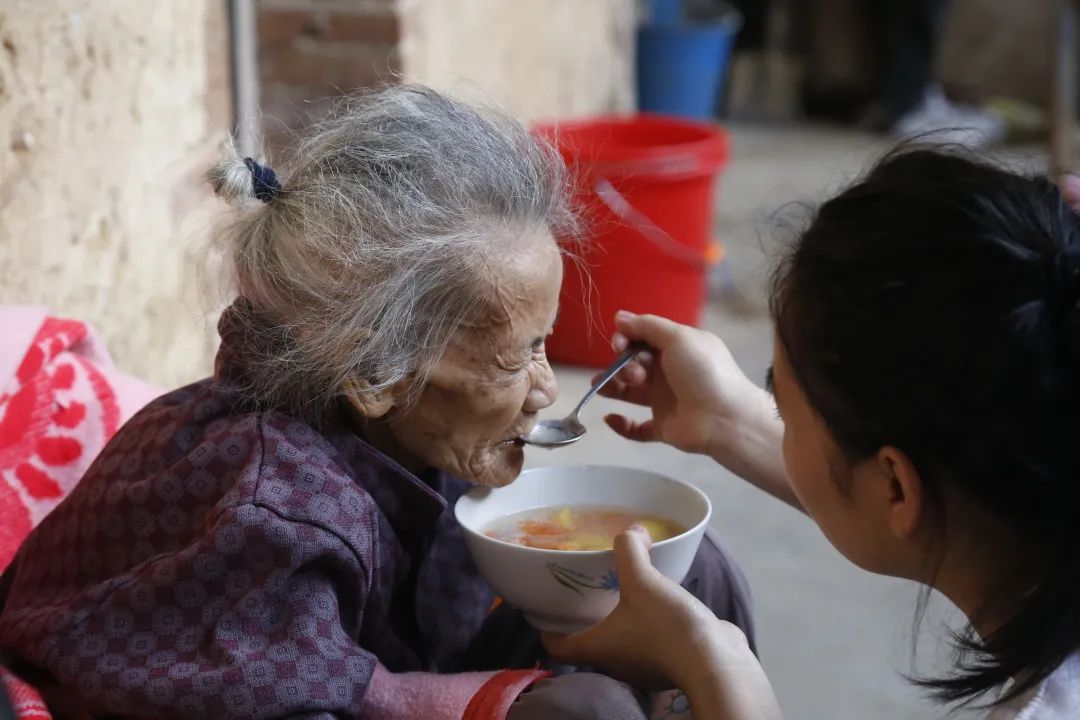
384, 227, 563, 486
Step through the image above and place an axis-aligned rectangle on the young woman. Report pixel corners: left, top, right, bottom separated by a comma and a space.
545, 147, 1080, 719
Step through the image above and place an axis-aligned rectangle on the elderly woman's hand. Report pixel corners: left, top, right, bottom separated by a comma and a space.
542, 528, 783, 720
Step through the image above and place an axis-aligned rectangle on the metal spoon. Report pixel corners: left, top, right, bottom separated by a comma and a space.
522, 342, 649, 448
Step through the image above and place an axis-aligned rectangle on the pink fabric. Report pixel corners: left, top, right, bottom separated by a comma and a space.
360, 663, 501, 720
0, 306, 161, 570
0, 666, 50, 720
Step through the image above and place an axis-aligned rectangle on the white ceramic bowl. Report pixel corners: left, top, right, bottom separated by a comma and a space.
455, 465, 711, 634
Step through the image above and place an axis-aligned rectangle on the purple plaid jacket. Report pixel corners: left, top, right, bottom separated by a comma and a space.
0, 310, 502, 719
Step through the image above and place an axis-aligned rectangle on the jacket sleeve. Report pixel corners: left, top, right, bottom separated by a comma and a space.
42, 502, 545, 720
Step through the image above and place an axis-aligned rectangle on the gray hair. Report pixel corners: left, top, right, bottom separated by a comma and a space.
206, 84, 577, 418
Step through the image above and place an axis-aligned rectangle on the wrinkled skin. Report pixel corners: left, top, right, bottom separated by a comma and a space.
360, 226, 563, 487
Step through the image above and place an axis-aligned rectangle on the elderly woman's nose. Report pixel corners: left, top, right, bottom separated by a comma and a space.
524, 363, 558, 413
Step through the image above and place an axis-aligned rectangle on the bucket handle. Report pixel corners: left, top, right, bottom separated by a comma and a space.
589, 154, 713, 179
594, 178, 722, 269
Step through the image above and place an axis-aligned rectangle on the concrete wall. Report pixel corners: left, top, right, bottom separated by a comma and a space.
0, 0, 634, 388
257, 0, 635, 145
0, 0, 230, 387
258, 0, 401, 142
397, 0, 635, 122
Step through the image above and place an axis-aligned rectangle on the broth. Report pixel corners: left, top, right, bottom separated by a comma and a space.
484, 505, 685, 551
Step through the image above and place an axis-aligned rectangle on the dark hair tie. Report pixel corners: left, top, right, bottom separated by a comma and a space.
243, 157, 282, 203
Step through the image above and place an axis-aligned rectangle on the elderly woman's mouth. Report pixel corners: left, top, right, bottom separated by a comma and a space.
498, 422, 537, 447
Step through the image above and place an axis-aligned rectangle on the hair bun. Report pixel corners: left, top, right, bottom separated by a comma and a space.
206, 138, 280, 206
243, 158, 282, 203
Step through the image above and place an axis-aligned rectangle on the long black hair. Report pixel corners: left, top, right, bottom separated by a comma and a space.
770, 146, 1080, 705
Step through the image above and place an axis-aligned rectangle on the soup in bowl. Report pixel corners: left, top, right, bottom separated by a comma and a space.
455, 465, 712, 633
485, 505, 686, 551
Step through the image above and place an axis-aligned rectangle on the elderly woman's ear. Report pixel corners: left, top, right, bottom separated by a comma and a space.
342, 376, 398, 419
337, 324, 407, 419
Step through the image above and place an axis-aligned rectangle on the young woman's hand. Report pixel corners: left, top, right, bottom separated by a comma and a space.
599, 312, 761, 454
600, 311, 800, 508
542, 527, 782, 719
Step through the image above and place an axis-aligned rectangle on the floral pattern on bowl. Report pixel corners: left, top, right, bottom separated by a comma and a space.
546, 562, 619, 596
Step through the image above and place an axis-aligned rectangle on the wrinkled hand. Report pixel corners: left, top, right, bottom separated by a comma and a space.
598, 311, 766, 457
541, 527, 754, 691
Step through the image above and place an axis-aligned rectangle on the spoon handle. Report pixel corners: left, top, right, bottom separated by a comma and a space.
571, 342, 650, 418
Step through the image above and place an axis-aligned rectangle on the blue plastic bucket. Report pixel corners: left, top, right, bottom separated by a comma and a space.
637, 7, 741, 120
649, 0, 684, 23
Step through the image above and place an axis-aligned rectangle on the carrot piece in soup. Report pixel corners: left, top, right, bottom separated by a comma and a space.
519, 520, 561, 536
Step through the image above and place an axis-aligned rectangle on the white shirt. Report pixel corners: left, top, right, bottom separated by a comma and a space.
986, 654, 1080, 720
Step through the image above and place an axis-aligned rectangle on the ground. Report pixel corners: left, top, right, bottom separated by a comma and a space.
525, 123, 1042, 720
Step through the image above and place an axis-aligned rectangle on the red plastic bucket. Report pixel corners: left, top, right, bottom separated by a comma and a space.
535, 114, 729, 367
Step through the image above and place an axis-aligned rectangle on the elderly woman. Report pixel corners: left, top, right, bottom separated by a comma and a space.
0, 86, 752, 720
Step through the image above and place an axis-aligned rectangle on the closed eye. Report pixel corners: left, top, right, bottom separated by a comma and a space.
536, 308, 560, 352
532, 324, 556, 354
